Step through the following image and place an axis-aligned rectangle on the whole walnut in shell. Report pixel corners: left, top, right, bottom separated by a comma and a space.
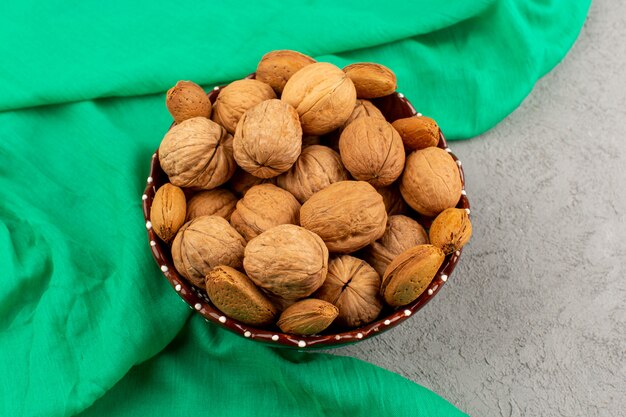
230, 184, 301, 241
300, 181, 387, 253
159, 117, 236, 190
211, 79, 276, 134
376, 185, 408, 215
314, 255, 383, 328
363, 215, 429, 277
343, 63, 397, 99
244, 224, 328, 300
276, 145, 349, 203
233, 99, 302, 178
392, 116, 440, 150
233, 100, 302, 178
166, 80, 211, 124
429, 208, 472, 254
341, 99, 385, 132
228, 168, 274, 196
185, 188, 238, 221
381, 244, 444, 307
255, 50, 316, 94
282, 62, 356, 135
339, 116, 405, 187
400, 147, 462, 217
172, 216, 246, 288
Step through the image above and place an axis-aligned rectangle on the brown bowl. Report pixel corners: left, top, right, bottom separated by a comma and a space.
142, 79, 470, 349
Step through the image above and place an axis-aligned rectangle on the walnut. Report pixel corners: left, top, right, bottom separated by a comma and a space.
150, 183, 186, 242
341, 99, 385, 132
185, 188, 237, 221
363, 215, 429, 277
233, 99, 302, 178
159, 117, 236, 190
343, 63, 397, 99
400, 147, 462, 217
211, 79, 276, 134
282, 62, 356, 135
171, 216, 246, 288
275, 145, 349, 203
392, 116, 440, 150
381, 245, 444, 307
376, 184, 408, 215
314, 255, 382, 328
243, 224, 328, 300
429, 208, 472, 254
300, 181, 387, 253
206, 265, 277, 326
230, 184, 301, 241
166, 80, 211, 124
339, 116, 405, 187
228, 168, 274, 197
255, 50, 316, 94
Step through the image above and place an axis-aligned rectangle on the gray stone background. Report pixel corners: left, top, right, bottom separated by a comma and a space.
331, 1, 626, 416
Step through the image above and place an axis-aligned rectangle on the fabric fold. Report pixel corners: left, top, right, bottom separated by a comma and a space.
78, 316, 469, 417
0, 0, 493, 113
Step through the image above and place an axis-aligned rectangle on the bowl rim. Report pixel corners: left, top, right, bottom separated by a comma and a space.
142, 85, 470, 350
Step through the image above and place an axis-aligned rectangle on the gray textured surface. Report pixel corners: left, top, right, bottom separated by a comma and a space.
331, 2, 626, 416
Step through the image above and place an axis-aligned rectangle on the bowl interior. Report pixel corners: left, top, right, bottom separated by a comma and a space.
142, 83, 470, 349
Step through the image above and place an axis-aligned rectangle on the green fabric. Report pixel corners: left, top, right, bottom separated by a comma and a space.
80, 317, 463, 416
0, 1, 589, 416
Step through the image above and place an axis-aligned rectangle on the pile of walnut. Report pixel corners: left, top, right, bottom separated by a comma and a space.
150, 50, 472, 337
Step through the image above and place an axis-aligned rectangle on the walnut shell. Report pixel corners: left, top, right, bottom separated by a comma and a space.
211, 79, 276, 134
230, 184, 301, 241
171, 216, 246, 288
228, 168, 275, 196
233, 99, 302, 178
376, 185, 408, 215
343, 63, 397, 99
392, 116, 440, 150
300, 181, 387, 253
429, 208, 472, 254
276, 145, 349, 203
255, 50, 316, 94
341, 99, 385, 132
363, 215, 429, 277
166, 80, 211, 124
150, 183, 186, 242
159, 117, 236, 190
282, 62, 356, 135
400, 147, 462, 217
277, 299, 338, 336
339, 116, 405, 187
381, 244, 445, 307
244, 224, 328, 300
206, 265, 277, 326
314, 255, 382, 328
185, 188, 237, 221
